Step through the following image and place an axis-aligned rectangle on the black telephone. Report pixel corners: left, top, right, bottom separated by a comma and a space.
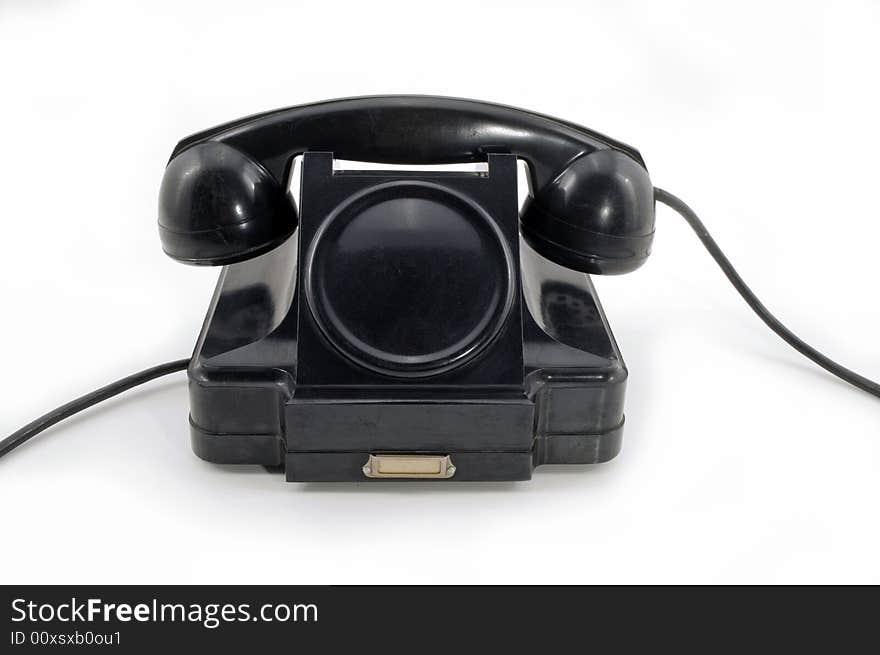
156, 96, 654, 481
2, 95, 876, 481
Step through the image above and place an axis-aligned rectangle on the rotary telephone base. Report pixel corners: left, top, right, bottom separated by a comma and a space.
191, 153, 625, 481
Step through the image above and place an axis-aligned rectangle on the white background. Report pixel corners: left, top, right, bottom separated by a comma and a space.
1, 0, 878, 584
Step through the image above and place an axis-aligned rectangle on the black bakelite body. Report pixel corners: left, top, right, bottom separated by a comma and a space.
159, 96, 654, 481
187, 153, 628, 481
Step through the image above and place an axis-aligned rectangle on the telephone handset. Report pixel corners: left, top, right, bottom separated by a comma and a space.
3, 96, 877, 482
158, 96, 655, 275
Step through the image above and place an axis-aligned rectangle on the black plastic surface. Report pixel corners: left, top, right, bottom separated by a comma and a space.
303, 179, 515, 377
186, 153, 627, 481
158, 96, 654, 274
158, 142, 297, 265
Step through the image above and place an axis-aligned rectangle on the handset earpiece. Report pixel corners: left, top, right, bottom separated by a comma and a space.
520, 149, 655, 275
158, 142, 296, 265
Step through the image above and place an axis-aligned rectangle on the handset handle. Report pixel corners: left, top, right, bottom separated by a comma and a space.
172, 95, 643, 190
